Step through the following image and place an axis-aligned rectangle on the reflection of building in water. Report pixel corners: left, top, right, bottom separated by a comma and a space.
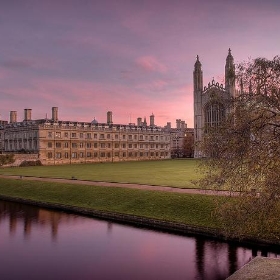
38, 209, 66, 240
0, 201, 75, 240
9, 212, 18, 234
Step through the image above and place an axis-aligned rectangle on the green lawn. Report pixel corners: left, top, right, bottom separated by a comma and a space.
0, 159, 202, 188
0, 177, 222, 228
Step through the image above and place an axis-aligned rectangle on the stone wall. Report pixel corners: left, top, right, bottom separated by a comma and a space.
4, 153, 39, 167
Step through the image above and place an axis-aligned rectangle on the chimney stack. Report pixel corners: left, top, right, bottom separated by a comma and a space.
52, 107, 58, 122
137, 117, 142, 126
10, 111, 17, 123
176, 119, 181, 129
24, 109, 32, 121
150, 113, 155, 126
181, 121, 186, 129
107, 111, 113, 125
166, 122, 171, 130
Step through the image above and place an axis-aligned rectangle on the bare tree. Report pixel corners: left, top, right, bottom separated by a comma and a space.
199, 56, 280, 241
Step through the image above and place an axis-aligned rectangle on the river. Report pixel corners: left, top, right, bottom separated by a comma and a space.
0, 200, 279, 280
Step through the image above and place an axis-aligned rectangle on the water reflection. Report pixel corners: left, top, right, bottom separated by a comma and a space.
0, 200, 76, 241
0, 200, 279, 280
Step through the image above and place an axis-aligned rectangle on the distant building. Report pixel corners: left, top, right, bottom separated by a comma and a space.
193, 49, 236, 157
0, 120, 8, 153
0, 107, 171, 165
164, 119, 194, 158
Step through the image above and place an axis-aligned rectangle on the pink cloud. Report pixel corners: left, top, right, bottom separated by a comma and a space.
0, 56, 59, 73
135, 79, 171, 92
136, 56, 167, 73
1, 76, 160, 124
56, 34, 136, 59
153, 84, 193, 128
1, 60, 193, 127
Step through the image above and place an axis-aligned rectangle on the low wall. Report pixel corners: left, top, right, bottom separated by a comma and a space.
4, 153, 39, 167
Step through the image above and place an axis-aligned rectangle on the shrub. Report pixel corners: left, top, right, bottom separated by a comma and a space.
0, 154, 15, 166
19, 160, 43, 167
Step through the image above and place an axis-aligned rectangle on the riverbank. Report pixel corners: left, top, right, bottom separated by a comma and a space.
0, 177, 279, 249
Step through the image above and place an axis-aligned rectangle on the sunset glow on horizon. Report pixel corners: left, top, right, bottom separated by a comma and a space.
1, 0, 279, 127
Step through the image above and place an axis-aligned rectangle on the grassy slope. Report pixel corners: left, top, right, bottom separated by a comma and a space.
0, 159, 202, 188
0, 177, 222, 228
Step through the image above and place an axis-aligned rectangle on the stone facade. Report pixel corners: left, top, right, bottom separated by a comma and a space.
164, 120, 194, 158
193, 49, 236, 157
1, 108, 171, 165
0, 120, 8, 153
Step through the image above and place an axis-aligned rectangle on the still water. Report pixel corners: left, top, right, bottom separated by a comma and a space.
0, 200, 279, 280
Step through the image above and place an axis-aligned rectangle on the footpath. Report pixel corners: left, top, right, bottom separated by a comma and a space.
0, 174, 232, 196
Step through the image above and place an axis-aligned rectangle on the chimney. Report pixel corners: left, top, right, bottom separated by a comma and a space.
52, 107, 58, 122
181, 121, 186, 129
150, 113, 155, 126
107, 111, 113, 125
176, 119, 181, 129
166, 122, 171, 129
137, 117, 142, 126
10, 111, 17, 123
143, 117, 147, 126
24, 109, 32, 121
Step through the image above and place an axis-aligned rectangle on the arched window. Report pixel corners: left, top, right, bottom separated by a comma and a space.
204, 102, 225, 131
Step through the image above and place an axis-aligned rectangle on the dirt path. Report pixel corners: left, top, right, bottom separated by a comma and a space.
0, 174, 233, 196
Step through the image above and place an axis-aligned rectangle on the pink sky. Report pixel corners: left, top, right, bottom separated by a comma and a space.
0, 0, 279, 127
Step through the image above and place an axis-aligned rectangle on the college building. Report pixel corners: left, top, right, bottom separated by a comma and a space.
0, 107, 175, 165
193, 49, 236, 157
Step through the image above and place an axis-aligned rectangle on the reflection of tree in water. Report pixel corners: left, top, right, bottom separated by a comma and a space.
205, 240, 229, 280
195, 237, 205, 279
194, 238, 246, 280
107, 222, 113, 234
194, 237, 280, 279
228, 244, 238, 275
0, 200, 75, 240
251, 247, 279, 259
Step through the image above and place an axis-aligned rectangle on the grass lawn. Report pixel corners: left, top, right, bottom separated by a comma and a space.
0, 177, 222, 229
0, 159, 202, 188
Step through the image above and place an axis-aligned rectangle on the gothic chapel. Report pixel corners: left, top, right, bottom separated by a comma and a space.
193, 49, 236, 158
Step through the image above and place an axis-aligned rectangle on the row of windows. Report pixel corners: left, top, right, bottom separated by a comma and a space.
47, 142, 168, 149
5, 140, 38, 150
204, 102, 225, 128
47, 151, 169, 159
4, 132, 38, 139
48, 131, 168, 141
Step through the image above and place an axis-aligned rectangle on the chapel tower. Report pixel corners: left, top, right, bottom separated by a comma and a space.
193, 55, 203, 158
225, 48, 236, 98
193, 49, 236, 158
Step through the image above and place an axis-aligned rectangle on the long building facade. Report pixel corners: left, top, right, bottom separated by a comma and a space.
0, 108, 171, 165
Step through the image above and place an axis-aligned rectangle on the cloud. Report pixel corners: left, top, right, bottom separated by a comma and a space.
1, 59, 34, 69
0, 56, 59, 72
135, 56, 167, 73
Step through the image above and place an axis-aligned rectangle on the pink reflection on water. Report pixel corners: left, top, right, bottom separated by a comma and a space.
0, 200, 279, 280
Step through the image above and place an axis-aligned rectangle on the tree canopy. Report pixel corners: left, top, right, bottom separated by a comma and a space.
199, 56, 280, 241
